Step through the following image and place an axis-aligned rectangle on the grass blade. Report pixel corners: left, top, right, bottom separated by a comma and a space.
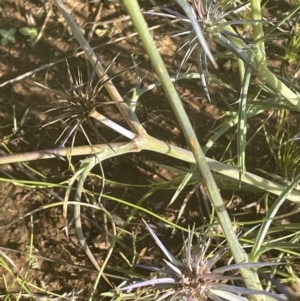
250, 173, 300, 261
237, 51, 255, 180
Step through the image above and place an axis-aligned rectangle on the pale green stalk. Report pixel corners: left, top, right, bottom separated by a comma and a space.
222, 19, 300, 109
1, 134, 300, 203
250, 0, 266, 59
122, 0, 262, 296
250, 0, 300, 108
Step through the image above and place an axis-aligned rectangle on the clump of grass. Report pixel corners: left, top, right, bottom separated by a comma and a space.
265, 110, 300, 185
284, 20, 300, 65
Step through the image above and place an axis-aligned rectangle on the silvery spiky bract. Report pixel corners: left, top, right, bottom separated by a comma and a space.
118, 221, 286, 301
39, 57, 120, 157
149, 0, 258, 102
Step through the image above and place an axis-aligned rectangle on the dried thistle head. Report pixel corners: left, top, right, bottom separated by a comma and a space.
162, 0, 251, 59
39, 57, 119, 156
150, 0, 255, 101
117, 222, 286, 301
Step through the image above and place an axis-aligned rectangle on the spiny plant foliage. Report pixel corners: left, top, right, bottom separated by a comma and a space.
149, 0, 258, 101
39, 57, 126, 157
116, 221, 285, 301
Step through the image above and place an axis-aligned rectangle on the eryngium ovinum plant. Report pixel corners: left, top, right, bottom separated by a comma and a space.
117, 221, 286, 301
148, 0, 257, 101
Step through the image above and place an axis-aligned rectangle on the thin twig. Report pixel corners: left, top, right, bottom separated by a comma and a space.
31, 1, 53, 47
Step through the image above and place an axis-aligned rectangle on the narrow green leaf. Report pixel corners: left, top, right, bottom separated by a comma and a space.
237, 51, 255, 180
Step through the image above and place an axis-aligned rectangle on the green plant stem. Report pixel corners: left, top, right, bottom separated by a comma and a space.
250, 0, 266, 57
223, 24, 300, 109
123, 0, 263, 295
1, 133, 300, 203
